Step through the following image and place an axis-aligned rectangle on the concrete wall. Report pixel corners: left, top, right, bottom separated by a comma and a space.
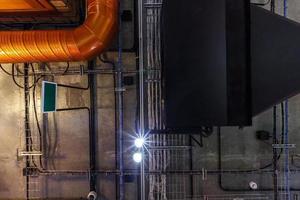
0, 52, 137, 200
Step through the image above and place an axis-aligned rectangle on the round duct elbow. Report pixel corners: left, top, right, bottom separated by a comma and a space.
0, 0, 118, 63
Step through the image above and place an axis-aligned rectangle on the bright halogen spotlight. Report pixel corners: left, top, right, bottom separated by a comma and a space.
134, 138, 145, 148
133, 152, 142, 163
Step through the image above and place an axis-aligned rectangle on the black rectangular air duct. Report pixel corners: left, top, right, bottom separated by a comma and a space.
251, 5, 300, 115
163, 0, 251, 129
163, 1, 300, 129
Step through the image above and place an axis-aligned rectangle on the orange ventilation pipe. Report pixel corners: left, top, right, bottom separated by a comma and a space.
0, 0, 118, 63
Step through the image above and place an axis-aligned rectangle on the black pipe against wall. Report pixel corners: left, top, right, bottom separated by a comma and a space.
272, 106, 279, 199
115, 56, 125, 200
88, 60, 97, 192
113, 66, 119, 200
40, 63, 50, 198
24, 63, 30, 200
189, 135, 194, 197
134, 2, 141, 194
269, 2, 278, 197
57, 83, 89, 90
116, 0, 125, 198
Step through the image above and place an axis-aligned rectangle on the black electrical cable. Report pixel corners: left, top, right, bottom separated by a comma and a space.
16, 64, 24, 75
31, 64, 45, 170
30, 63, 77, 171
98, 54, 116, 67
12, 64, 26, 89
0, 64, 13, 75
11, 64, 42, 89
23, 63, 39, 170
12, 63, 46, 172
63, 62, 70, 75
31, 63, 60, 171
50, 114, 59, 170
272, 105, 279, 200
57, 83, 89, 90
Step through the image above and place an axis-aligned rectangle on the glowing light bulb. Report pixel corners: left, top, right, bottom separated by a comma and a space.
133, 152, 142, 163
134, 138, 145, 148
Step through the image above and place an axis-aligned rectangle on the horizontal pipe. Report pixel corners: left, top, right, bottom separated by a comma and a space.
11, 69, 138, 76
148, 146, 191, 150
38, 169, 300, 176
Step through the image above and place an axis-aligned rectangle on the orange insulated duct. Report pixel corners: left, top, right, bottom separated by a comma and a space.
0, 0, 118, 63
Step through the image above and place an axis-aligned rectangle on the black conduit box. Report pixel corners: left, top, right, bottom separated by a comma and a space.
162, 0, 251, 128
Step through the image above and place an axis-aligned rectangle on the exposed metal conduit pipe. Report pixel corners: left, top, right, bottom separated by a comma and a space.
38, 169, 300, 176
269, 2, 278, 199
88, 60, 97, 193
24, 63, 30, 200
283, 2, 291, 200
272, 106, 279, 199
0, 0, 118, 63
114, 64, 124, 200
115, 0, 124, 198
138, 0, 146, 199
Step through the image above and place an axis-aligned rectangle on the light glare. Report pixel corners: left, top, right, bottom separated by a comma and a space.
133, 152, 142, 163
134, 138, 145, 148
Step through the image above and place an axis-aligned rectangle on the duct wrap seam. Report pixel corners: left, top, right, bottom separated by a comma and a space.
0, 0, 118, 63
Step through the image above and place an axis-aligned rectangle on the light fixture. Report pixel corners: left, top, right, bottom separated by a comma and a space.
134, 137, 145, 148
133, 152, 143, 163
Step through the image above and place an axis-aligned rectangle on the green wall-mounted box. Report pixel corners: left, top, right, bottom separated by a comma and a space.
41, 81, 57, 113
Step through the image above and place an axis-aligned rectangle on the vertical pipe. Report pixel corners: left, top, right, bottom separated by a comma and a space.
138, 0, 145, 140
24, 63, 30, 200
88, 60, 97, 192
189, 135, 194, 198
269, 1, 278, 198
115, 58, 124, 200
284, 0, 288, 17
283, 2, 290, 200
272, 106, 278, 200
138, 0, 146, 199
284, 100, 290, 200
116, 0, 124, 198
135, 26, 144, 195
41, 63, 49, 198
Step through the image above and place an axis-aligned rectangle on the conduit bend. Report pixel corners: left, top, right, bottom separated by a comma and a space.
0, 0, 118, 63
